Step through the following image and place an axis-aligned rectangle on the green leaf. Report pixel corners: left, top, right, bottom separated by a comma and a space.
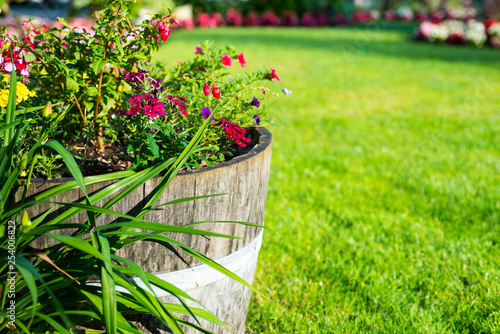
87, 87, 99, 97
146, 132, 160, 158
66, 77, 79, 92
92, 59, 106, 75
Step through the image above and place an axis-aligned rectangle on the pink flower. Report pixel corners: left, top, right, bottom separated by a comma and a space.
237, 53, 246, 67
172, 17, 180, 25
194, 45, 203, 54
221, 55, 232, 66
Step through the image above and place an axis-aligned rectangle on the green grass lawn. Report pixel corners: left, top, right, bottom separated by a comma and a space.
158, 27, 500, 333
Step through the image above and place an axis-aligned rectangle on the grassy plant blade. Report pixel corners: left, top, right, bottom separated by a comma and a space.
112, 274, 186, 334
45, 234, 104, 260
15, 256, 73, 330
114, 266, 200, 305
80, 289, 142, 334
137, 114, 213, 219
152, 193, 229, 209
43, 140, 89, 199
110, 254, 201, 326
33, 312, 70, 333
162, 303, 227, 327
14, 257, 38, 327
182, 220, 267, 228
97, 232, 117, 333
3, 63, 17, 146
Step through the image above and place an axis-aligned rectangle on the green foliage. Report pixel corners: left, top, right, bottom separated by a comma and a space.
22, 0, 173, 150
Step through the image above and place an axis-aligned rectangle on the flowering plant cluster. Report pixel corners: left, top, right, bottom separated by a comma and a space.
108, 41, 286, 170
1, 0, 176, 155
0, 0, 286, 175
414, 18, 500, 48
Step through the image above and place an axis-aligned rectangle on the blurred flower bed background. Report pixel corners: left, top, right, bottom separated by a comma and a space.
3, 0, 500, 49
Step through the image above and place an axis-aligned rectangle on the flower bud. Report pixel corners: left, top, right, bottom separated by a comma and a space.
21, 211, 32, 233
43, 101, 52, 117
212, 84, 221, 99
203, 83, 210, 96
19, 154, 28, 170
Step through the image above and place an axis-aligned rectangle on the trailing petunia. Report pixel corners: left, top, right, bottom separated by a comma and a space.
269, 68, 280, 82
250, 96, 260, 107
201, 107, 215, 120
237, 53, 246, 67
221, 55, 232, 66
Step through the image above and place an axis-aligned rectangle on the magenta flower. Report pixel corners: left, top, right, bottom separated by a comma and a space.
219, 119, 251, 147
221, 55, 232, 66
237, 53, 246, 67
202, 107, 215, 120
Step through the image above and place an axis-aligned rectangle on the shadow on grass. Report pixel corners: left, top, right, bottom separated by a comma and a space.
172, 27, 500, 66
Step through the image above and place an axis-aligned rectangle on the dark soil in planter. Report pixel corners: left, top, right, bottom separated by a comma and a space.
31, 128, 261, 178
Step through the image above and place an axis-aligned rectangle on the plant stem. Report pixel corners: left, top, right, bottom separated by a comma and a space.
72, 94, 86, 124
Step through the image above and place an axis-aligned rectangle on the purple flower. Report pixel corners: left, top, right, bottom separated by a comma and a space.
253, 114, 260, 125
202, 107, 215, 121
282, 88, 292, 96
250, 96, 260, 108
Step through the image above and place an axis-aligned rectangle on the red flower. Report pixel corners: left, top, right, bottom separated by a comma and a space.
212, 84, 221, 99
221, 55, 232, 66
237, 53, 246, 67
219, 119, 251, 147
203, 82, 210, 96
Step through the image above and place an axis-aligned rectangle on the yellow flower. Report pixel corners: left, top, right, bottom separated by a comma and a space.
0, 90, 9, 108
16, 82, 32, 104
0, 82, 37, 108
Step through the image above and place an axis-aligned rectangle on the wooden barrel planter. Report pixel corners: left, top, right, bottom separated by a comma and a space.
13, 127, 273, 334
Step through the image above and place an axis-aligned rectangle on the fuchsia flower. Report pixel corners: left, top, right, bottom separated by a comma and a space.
157, 21, 171, 42
0, 46, 31, 77
219, 119, 251, 147
221, 55, 232, 66
172, 17, 180, 25
237, 53, 246, 67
